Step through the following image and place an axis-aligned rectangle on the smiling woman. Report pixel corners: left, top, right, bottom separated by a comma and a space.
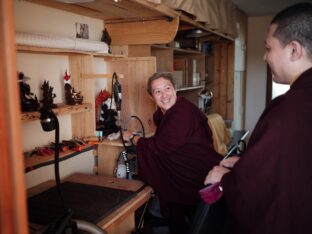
122, 72, 221, 234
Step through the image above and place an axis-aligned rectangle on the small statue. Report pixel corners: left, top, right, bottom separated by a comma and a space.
98, 100, 120, 136
40, 80, 57, 109
101, 28, 112, 54
64, 70, 83, 105
18, 72, 40, 112
95, 89, 111, 126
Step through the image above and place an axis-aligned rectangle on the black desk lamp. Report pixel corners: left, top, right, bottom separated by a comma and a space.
38, 108, 105, 234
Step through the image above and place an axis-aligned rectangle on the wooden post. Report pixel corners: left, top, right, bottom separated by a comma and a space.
0, 0, 28, 233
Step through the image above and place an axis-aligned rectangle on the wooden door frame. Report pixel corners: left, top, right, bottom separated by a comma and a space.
0, 0, 28, 233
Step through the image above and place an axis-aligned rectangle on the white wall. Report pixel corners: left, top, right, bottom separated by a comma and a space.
14, 0, 108, 188
245, 16, 272, 133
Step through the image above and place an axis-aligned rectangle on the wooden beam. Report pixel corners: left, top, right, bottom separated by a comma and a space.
69, 55, 96, 138
0, 0, 28, 233
106, 16, 179, 45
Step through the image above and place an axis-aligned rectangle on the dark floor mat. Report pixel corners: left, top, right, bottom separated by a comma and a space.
28, 181, 137, 225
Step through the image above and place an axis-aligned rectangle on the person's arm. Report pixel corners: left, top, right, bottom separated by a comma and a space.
204, 156, 239, 185
204, 166, 231, 185
130, 134, 140, 146
122, 130, 141, 145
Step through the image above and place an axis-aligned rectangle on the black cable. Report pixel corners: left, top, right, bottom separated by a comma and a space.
128, 115, 146, 138
53, 113, 67, 213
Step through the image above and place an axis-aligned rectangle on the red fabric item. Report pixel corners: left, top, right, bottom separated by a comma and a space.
199, 182, 223, 205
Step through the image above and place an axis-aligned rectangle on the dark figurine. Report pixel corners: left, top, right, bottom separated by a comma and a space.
101, 28, 112, 54
98, 102, 119, 136
40, 80, 57, 109
63, 71, 83, 105
18, 72, 40, 112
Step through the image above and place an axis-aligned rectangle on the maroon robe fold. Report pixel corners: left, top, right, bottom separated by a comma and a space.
222, 67, 312, 234
136, 97, 220, 213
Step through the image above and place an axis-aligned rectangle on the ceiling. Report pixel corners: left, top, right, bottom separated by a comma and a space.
232, 0, 312, 16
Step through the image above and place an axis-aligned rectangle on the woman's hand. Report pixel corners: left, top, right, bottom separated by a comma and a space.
204, 156, 240, 185
204, 166, 231, 185
122, 130, 132, 141
220, 156, 240, 168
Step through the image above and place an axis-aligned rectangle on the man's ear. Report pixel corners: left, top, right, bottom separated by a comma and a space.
289, 41, 303, 61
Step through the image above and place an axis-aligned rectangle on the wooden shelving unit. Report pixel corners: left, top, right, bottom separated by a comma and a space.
173, 47, 202, 55
21, 103, 92, 122
177, 85, 204, 92
24, 144, 94, 172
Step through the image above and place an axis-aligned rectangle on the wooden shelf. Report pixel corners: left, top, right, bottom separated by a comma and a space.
16, 45, 125, 58
173, 47, 202, 55
21, 103, 92, 122
151, 44, 172, 50
177, 85, 204, 92
24, 144, 94, 172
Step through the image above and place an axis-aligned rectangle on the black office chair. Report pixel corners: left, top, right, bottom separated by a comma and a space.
187, 136, 248, 234
188, 197, 228, 234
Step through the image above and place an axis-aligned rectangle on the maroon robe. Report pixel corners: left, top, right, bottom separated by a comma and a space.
136, 97, 220, 213
222, 67, 312, 234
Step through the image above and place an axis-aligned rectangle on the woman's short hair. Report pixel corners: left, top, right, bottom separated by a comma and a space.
147, 72, 176, 96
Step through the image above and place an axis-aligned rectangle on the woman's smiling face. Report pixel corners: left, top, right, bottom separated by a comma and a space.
151, 77, 177, 113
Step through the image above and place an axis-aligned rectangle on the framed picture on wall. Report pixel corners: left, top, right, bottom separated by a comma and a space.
76, 23, 89, 39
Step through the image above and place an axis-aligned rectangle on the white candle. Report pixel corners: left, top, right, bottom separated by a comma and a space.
193, 59, 196, 73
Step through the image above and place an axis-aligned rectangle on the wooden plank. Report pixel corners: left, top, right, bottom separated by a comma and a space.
104, 214, 134, 234
226, 42, 234, 120
211, 43, 221, 114
66, 173, 145, 191
0, 0, 28, 233
24, 145, 94, 172
128, 45, 151, 57
17, 45, 125, 58
97, 143, 124, 177
106, 16, 179, 45
152, 47, 174, 72
219, 43, 228, 118
21, 103, 92, 122
108, 57, 157, 135
25, 0, 107, 19
69, 55, 96, 138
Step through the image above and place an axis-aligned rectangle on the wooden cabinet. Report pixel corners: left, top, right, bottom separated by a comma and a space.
150, 39, 234, 111
17, 46, 123, 171
151, 44, 205, 89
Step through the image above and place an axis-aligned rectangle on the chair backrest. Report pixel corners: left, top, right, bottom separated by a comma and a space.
188, 197, 228, 234
207, 113, 232, 156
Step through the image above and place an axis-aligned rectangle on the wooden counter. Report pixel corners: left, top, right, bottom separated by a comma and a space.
28, 173, 153, 234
